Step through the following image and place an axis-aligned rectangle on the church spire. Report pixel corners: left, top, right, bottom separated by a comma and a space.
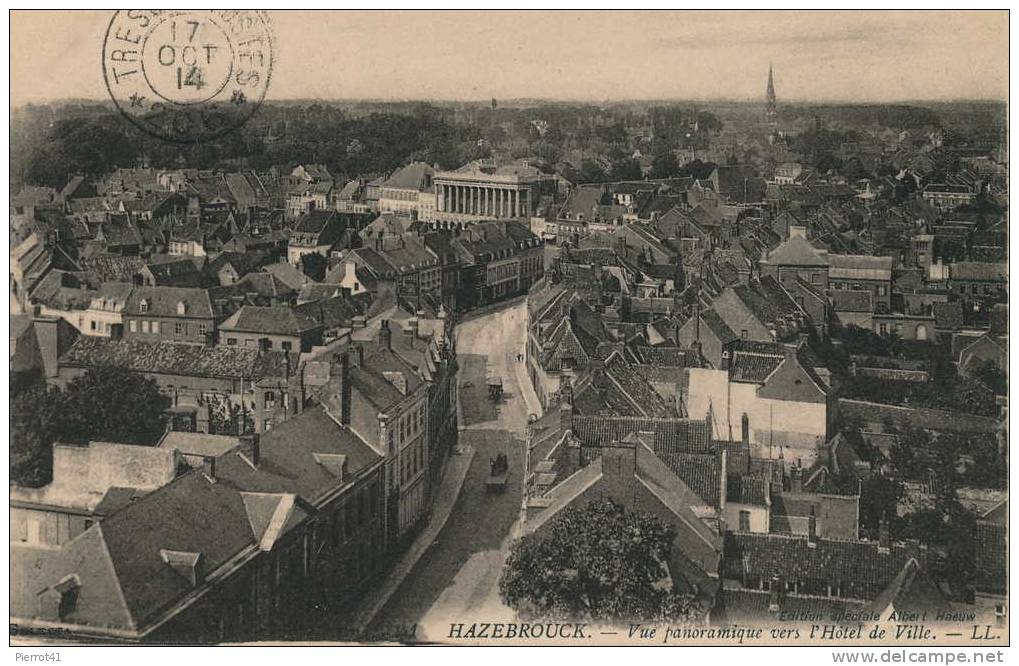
766, 64, 777, 120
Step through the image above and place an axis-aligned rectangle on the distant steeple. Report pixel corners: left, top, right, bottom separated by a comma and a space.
766, 64, 777, 120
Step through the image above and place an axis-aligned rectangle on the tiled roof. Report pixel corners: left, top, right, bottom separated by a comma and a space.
701, 308, 739, 344
828, 254, 893, 281
721, 589, 866, 624
59, 337, 288, 380
832, 289, 873, 313
729, 342, 786, 384
723, 532, 920, 600
262, 263, 312, 291
727, 474, 769, 506
626, 345, 696, 367
950, 261, 1007, 282
657, 451, 723, 508
572, 415, 712, 454
731, 276, 802, 325
974, 521, 1006, 594
762, 234, 828, 267
295, 295, 365, 329
293, 209, 340, 235
125, 286, 215, 319
220, 305, 320, 335
381, 162, 434, 191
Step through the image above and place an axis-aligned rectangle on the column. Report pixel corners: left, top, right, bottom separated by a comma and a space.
458, 186, 464, 214
443, 184, 449, 212
513, 190, 520, 217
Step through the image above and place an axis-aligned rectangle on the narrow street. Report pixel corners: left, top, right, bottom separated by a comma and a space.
367, 298, 537, 642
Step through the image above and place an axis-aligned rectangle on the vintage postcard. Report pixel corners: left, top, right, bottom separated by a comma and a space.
8, 9, 1009, 650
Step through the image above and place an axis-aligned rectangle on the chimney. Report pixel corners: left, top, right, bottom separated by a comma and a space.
332, 351, 353, 425
878, 514, 891, 554
241, 434, 261, 467
560, 399, 573, 432
379, 319, 392, 350
790, 464, 803, 493
202, 455, 217, 482
807, 505, 817, 548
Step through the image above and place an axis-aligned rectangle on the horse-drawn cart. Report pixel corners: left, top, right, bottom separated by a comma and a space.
486, 452, 509, 493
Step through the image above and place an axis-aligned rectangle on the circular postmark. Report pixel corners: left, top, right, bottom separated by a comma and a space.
103, 10, 273, 144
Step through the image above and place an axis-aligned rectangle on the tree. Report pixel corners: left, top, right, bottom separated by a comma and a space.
857, 474, 904, 539
650, 152, 680, 179
609, 158, 642, 182
300, 252, 327, 281
57, 366, 171, 446
10, 381, 62, 487
499, 498, 706, 623
578, 159, 608, 184
972, 359, 1007, 396
677, 159, 716, 180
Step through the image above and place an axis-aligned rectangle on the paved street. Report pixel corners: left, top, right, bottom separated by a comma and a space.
368, 298, 538, 642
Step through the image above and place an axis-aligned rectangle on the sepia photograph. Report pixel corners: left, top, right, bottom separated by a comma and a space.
6, 8, 1010, 652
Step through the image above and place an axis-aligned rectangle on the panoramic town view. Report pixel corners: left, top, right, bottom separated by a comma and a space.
8, 10, 1008, 648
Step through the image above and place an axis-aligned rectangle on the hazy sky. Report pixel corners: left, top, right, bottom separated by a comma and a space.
10, 10, 1008, 105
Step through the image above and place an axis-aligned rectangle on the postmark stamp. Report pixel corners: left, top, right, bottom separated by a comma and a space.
102, 10, 273, 144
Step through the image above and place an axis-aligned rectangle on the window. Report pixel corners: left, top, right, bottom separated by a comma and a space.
129, 320, 137, 333
878, 285, 887, 296
90, 320, 97, 331
281, 341, 292, 352
739, 510, 751, 533
142, 321, 150, 333
810, 273, 818, 284
151, 321, 160, 334
265, 391, 276, 408
197, 323, 207, 337
176, 301, 187, 315
175, 322, 185, 336
878, 323, 888, 335
139, 299, 149, 314
245, 339, 255, 347
264, 419, 272, 431
227, 337, 237, 346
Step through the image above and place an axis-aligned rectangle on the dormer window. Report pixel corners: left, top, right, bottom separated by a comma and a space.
139, 299, 149, 314
176, 301, 187, 315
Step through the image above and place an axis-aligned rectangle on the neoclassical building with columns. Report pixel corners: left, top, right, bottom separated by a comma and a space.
432, 162, 547, 227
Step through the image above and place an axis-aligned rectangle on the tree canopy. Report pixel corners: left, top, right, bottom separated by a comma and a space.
10, 367, 172, 487
300, 252, 328, 282
499, 498, 705, 623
